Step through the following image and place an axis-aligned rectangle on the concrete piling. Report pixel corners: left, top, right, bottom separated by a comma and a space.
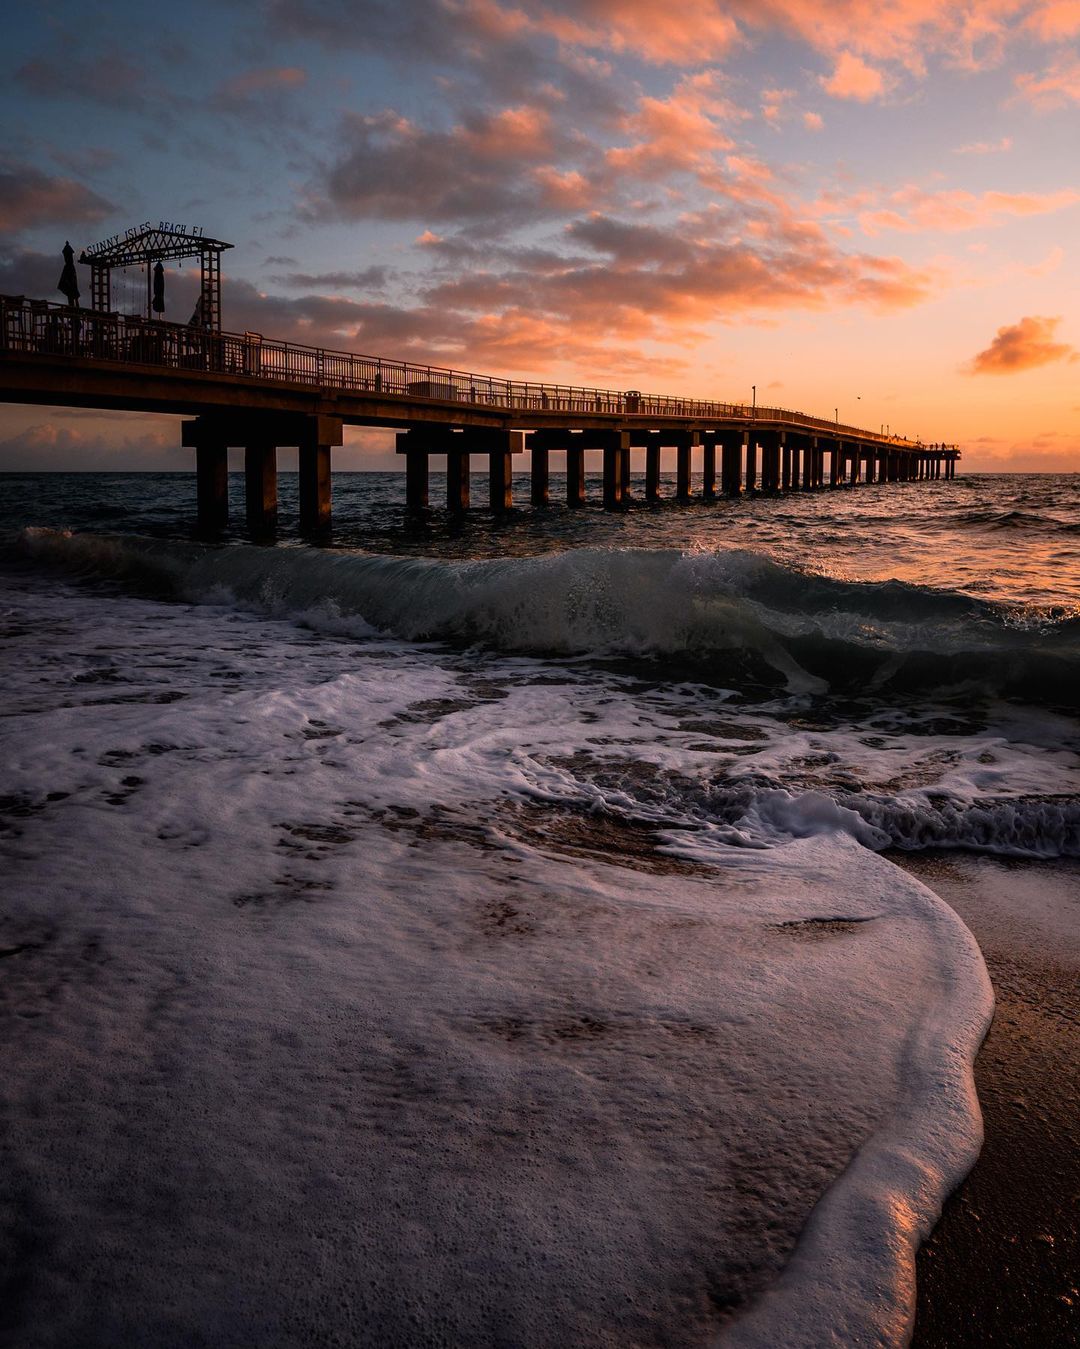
702, 440, 717, 501
244, 443, 277, 532
531, 445, 549, 506
645, 445, 661, 501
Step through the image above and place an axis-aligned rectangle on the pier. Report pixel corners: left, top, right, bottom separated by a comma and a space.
0, 224, 960, 532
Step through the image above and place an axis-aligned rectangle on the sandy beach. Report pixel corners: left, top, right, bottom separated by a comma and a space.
896, 854, 1080, 1348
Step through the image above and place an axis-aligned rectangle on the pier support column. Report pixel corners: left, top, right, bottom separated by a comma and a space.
645, 445, 661, 500
702, 440, 717, 501
447, 451, 470, 512
406, 452, 429, 511
676, 443, 692, 500
603, 445, 624, 509
850, 445, 862, 486
183, 419, 229, 531
745, 439, 758, 491
299, 442, 332, 530
195, 440, 229, 531
721, 434, 743, 495
829, 444, 840, 487
621, 446, 632, 499
298, 415, 341, 532
802, 441, 814, 490
566, 447, 586, 506
760, 433, 781, 493
531, 446, 549, 506
245, 442, 277, 533
489, 448, 513, 511
781, 443, 793, 491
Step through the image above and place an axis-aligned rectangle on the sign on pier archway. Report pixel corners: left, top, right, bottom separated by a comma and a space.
79, 223, 233, 331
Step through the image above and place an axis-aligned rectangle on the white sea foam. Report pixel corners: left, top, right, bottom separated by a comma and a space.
0, 565, 1007, 1346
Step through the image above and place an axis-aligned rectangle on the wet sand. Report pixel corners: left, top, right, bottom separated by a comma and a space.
892, 853, 1080, 1348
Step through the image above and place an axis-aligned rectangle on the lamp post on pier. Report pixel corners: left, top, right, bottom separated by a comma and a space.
752, 384, 756, 416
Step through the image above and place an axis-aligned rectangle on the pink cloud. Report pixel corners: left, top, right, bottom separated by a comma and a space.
1014, 52, 1080, 107
803, 111, 825, 131
606, 73, 741, 179
859, 185, 1080, 234
970, 315, 1077, 373
217, 66, 307, 100
953, 136, 1013, 154
1024, 0, 1080, 40
515, 0, 742, 64
821, 51, 888, 100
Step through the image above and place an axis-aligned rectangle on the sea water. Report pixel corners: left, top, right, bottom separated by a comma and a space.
1, 470, 1077, 1347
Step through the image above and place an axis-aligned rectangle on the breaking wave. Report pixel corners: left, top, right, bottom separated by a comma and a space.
11, 527, 1080, 705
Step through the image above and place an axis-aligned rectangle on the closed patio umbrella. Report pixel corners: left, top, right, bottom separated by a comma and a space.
57, 241, 80, 307
152, 261, 165, 315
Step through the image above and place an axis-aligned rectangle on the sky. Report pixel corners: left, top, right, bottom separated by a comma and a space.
1, 0, 1079, 472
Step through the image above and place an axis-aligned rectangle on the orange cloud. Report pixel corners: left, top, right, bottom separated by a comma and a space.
531, 166, 592, 209
511, 0, 742, 64
1014, 52, 1080, 107
970, 315, 1077, 373
821, 51, 888, 100
859, 185, 1080, 234
606, 73, 741, 179
803, 111, 825, 130
1025, 0, 1080, 40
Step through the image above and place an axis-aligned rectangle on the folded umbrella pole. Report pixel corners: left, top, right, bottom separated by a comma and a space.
57, 241, 80, 307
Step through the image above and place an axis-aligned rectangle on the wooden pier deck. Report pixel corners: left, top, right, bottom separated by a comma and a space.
0, 294, 960, 531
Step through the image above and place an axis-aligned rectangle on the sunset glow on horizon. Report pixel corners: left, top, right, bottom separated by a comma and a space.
2, 0, 1079, 471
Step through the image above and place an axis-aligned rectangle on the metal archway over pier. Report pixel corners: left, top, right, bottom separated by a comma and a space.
79, 224, 233, 331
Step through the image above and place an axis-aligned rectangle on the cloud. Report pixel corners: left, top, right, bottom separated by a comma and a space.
218, 67, 306, 99
605, 73, 743, 179
953, 136, 1013, 154
315, 105, 579, 222
0, 162, 112, 235
821, 51, 888, 100
803, 111, 825, 131
0, 420, 180, 471
858, 185, 1080, 235
1013, 52, 1080, 108
269, 267, 390, 290
213, 66, 307, 111
16, 51, 151, 111
970, 315, 1077, 374
1025, 0, 1080, 41
483, 0, 742, 65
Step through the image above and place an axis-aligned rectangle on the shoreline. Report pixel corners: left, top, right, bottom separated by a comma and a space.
891, 852, 1080, 1348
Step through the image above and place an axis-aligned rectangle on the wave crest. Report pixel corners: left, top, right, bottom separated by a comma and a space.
12, 528, 1080, 704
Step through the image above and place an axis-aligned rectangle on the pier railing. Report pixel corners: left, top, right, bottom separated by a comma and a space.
0, 295, 925, 446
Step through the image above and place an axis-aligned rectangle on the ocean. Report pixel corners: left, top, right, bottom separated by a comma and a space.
2, 469, 1078, 1347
